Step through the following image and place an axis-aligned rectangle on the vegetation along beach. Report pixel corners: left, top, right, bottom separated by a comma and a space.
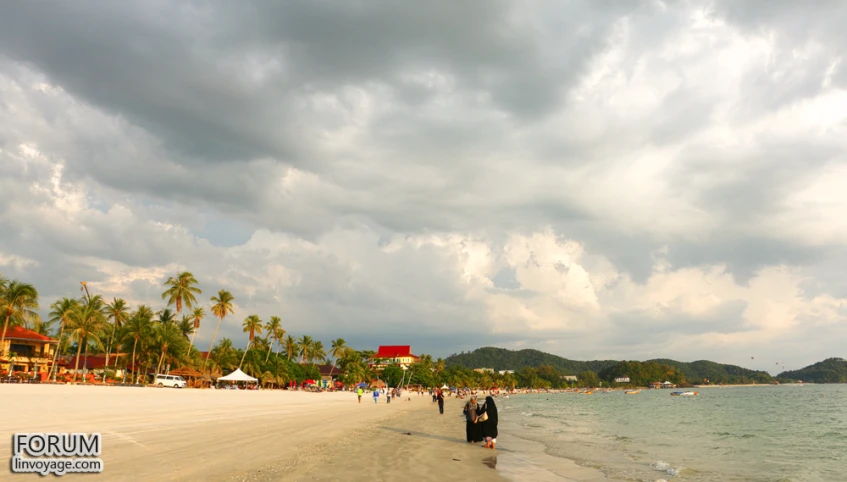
3, 1, 847, 481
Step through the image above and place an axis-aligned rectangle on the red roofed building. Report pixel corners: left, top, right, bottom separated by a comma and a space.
370, 345, 419, 371
0, 325, 58, 376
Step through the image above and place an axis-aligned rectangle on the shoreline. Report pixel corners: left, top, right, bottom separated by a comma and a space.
1, 386, 613, 481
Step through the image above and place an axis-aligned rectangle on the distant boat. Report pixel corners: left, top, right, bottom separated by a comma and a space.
583, 390, 594, 395
670, 391, 698, 397
625, 389, 641, 395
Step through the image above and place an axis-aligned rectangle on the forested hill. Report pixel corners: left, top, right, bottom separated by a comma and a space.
445, 347, 775, 384
647, 359, 773, 384
444, 347, 617, 374
777, 358, 847, 383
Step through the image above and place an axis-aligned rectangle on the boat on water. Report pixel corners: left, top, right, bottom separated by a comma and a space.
625, 390, 641, 395
583, 390, 594, 395
670, 391, 698, 396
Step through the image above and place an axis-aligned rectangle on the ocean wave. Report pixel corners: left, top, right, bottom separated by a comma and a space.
710, 431, 756, 439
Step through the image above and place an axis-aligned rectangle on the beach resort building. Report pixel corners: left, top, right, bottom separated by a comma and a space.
0, 326, 58, 378
498, 370, 514, 375
561, 375, 578, 382
615, 377, 631, 383
474, 368, 494, 373
316, 364, 341, 388
369, 345, 420, 370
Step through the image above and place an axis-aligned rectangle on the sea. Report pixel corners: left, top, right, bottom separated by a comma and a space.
496, 384, 847, 481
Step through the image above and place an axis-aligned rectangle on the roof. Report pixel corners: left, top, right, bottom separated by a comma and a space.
3, 326, 57, 343
375, 345, 418, 358
315, 364, 339, 376
169, 366, 202, 377
61, 354, 124, 370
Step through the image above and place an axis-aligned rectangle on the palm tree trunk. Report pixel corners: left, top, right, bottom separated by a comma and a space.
239, 341, 251, 369
203, 316, 224, 372
72, 339, 83, 385
82, 342, 89, 384
156, 349, 165, 376
265, 340, 273, 363
49, 320, 65, 382
187, 329, 198, 356
1, 314, 11, 357
131, 338, 138, 384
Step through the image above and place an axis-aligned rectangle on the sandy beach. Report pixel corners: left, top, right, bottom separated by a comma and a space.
1, 385, 614, 481
0, 386, 507, 481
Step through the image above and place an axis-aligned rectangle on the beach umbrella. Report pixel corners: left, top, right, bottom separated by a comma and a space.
357, 382, 368, 387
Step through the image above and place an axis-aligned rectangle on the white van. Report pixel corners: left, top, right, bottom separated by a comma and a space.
154, 374, 186, 388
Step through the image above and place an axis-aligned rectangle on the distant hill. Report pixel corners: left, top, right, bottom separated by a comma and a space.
444, 347, 617, 374
445, 347, 775, 385
777, 358, 847, 383
647, 358, 774, 385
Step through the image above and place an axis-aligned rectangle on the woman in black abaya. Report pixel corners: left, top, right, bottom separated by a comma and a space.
480, 396, 499, 449
463, 397, 483, 443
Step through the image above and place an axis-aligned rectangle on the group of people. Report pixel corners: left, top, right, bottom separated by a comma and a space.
463, 396, 498, 449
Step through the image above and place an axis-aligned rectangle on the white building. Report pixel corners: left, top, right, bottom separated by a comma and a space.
498, 370, 514, 375
615, 377, 631, 383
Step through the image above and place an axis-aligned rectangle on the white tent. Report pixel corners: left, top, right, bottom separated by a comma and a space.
441, 384, 450, 390
218, 368, 258, 382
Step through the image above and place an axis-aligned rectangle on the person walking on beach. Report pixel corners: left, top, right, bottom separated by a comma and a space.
463, 397, 483, 443
357, 387, 364, 403
480, 396, 498, 450
437, 389, 445, 414
387, 389, 392, 404
373, 389, 380, 404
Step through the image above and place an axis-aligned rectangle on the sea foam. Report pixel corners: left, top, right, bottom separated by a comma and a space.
651, 460, 681, 476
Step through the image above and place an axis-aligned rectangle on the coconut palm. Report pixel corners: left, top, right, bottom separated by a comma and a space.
177, 315, 194, 340
273, 325, 286, 357
156, 308, 176, 324
283, 335, 297, 361
312, 340, 326, 367
123, 310, 153, 384
298, 335, 313, 364
264, 316, 281, 363
1, 281, 40, 357
161, 271, 202, 317
103, 298, 130, 375
154, 321, 183, 376
187, 307, 205, 355
328, 338, 348, 379
204, 290, 235, 371
48, 298, 79, 380
239, 315, 262, 368
67, 303, 105, 384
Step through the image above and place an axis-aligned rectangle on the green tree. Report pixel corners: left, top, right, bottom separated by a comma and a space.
0, 281, 40, 356
205, 290, 235, 371
264, 316, 281, 363
162, 272, 202, 318
67, 303, 105, 384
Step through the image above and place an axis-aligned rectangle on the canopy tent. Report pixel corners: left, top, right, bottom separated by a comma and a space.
357, 382, 368, 387
441, 384, 449, 389
218, 368, 258, 382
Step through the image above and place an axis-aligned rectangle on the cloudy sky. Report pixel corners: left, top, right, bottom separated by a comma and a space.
1, 1, 846, 373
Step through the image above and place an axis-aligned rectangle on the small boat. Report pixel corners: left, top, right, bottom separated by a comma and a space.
583, 390, 594, 395
670, 391, 698, 396
624, 390, 641, 395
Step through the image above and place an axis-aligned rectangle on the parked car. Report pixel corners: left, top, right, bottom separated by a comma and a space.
154, 374, 186, 388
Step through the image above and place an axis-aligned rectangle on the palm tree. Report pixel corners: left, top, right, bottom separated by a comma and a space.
283, 335, 297, 361
48, 298, 79, 381
154, 321, 183, 376
187, 307, 205, 355
312, 341, 326, 367
328, 338, 347, 379
67, 303, 105, 384
156, 308, 176, 324
435, 357, 445, 376
1, 281, 40, 357
205, 290, 235, 371
103, 298, 129, 376
298, 335, 313, 364
123, 310, 153, 384
161, 271, 202, 317
239, 315, 262, 368
264, 316, 281, 363
177, 315, 194, 340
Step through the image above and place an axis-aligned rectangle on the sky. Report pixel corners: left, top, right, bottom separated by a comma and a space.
1, 1, 846, 374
